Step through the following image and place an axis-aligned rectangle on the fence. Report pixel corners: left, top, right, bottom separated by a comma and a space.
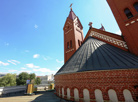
0, 85, 26, 97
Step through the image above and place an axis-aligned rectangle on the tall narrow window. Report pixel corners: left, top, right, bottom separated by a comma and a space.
78, 40, 80, 46
134, 2, 138, 12
124, 8, 133, 19
67, 42, 69, 49
70, 40, 72, 48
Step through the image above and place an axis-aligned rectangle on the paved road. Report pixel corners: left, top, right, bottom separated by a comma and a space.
0, 91, 68, 102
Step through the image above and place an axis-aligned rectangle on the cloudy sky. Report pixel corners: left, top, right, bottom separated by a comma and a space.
0, 0, 121, 76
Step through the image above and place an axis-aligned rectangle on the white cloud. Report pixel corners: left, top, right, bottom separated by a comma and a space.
26, 63, 40, 68
0, 61, 9, 66
33, 54, 40, 58
33, 68, 56, 74
34, 24, 38, 29
8, 70, 17, 73
7, 60, 20, 65
21, 67, 26, 70
115, 30, 122, 35
56, 59, 64, 63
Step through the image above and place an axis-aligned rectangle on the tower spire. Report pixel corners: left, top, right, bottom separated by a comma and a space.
63, 5, 84, 63
68, 4, 77, 20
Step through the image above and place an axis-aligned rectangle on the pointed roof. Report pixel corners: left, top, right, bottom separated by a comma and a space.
68, 9, 77, 20
56, 37, 138, 75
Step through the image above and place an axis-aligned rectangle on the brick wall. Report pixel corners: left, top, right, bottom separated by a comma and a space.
55, 69, 138, 101
107, 0, 138, 56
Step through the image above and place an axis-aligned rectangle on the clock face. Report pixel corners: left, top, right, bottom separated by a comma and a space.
65, 23, 72, 32
65, 25, 70, 32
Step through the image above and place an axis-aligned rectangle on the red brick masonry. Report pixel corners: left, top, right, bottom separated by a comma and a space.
55, 69, 138, 101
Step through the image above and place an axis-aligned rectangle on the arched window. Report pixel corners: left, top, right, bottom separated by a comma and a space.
83, 89, 90, 102
67, 88, 70, 100
70, 40, 72, 48
134, 2, 138, 12
108, 89, 118, 102
67, 42, 69, 49
123, 89, 134, 102
62, 88, 64, 98
124, 8, 133, 19
74, 88, 79, 101
94, 89, 104, 102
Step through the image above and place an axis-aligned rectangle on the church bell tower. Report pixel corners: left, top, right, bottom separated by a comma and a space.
107, 0, 138, 56
63, 7, 84, 63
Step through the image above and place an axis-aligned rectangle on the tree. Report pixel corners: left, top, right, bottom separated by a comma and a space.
0, 73, 16, 87
16, 72, 29, 85
29, 73, 36, 80
35, 77, 41, 85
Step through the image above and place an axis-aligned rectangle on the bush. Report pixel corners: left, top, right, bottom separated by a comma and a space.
0, 73, 16, 87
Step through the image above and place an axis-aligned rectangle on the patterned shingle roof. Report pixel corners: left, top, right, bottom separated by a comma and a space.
56, 37, 138, 75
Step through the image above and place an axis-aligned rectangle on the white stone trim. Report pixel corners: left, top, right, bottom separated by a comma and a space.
125, 23, 129, 26
65, 29, 72, 34
66, 48, 74, 53
67, 21, 72, 25
125, 18, 138, 26
131, 21, 135, 24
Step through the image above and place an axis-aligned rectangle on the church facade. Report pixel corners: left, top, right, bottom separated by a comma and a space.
55, 0, 138, 102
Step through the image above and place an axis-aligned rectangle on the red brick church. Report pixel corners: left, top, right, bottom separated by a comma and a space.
55, 0, 138, 101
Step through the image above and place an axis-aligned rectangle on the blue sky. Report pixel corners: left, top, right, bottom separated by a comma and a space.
0, 0, 121, 76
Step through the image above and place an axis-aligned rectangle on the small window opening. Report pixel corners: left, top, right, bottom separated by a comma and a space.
70, 40, 72, 48
124, 8, 133, 19
67, 42, 69, 49
134, 2, 138, 12
78, 40, 80, 46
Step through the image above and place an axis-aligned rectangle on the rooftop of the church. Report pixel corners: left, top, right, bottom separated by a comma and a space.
56, 36, 138, 75
68, 9, 77, 20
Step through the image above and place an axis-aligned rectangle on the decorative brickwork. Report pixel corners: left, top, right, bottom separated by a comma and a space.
84, 27, 128, 52
107, 0, 138, 56
55, 69, 138, 101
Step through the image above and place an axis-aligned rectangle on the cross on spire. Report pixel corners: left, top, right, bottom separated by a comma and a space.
70, 3, 73, 10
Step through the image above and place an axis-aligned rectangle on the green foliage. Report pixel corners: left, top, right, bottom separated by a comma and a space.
0, 72, 41, 87
29, 73, 36, 80
16, 72, 30, 85
0, 73, 16, 87
16, 72, 37, 85
35, 77, 41, 85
